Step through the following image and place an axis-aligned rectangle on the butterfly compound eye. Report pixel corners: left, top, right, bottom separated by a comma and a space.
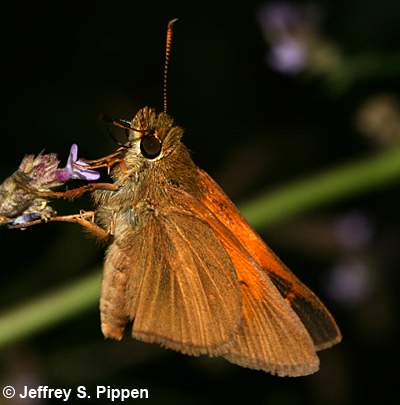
140, 135, 162, 159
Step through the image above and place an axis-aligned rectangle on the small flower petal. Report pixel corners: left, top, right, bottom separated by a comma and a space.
72, 160, 101, 181
55, 144, 100, 182
55, 168, 72, 183
69, 144, 78, 163
12, 212, 40, 226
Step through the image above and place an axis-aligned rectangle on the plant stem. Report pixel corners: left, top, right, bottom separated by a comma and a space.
1, 147, 400, 348
242, 147, 400, 226
0, 272, 101, 348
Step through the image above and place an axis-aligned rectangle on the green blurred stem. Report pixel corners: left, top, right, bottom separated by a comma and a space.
0, 272, 101, 348
1, 147, 400, 348
242, 147, 400, 226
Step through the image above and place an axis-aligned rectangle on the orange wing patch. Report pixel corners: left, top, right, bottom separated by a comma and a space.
167, 189, 319, 376
197, 168, 342, 350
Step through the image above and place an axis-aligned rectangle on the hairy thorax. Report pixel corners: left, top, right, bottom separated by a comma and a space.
92, 143, 200, 239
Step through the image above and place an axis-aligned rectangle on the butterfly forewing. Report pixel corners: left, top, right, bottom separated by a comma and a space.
168, 188, 319, 376
196, 168, 342, 350
267, 272, 340, 350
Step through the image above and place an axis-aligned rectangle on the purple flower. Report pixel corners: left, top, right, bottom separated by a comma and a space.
326, 260, 371, 305
257, 1, 320, 74
258, 1, 307, 34
1, 144, 101, 229
1, 153, 62, 223
56, 144, 100, 182
11, 212, 41, 226
334, 212, 373, 251
268, 38, 308, 74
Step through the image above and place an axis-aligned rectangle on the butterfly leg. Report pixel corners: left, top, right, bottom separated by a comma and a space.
10, 210, 110, 241
17, 182, 119, 200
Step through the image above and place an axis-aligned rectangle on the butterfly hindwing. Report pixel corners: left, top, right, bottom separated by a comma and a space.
101, 208, 242, 356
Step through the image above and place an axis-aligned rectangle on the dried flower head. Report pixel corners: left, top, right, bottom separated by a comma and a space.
0, 153, 60, 226
0, 145, 100, 227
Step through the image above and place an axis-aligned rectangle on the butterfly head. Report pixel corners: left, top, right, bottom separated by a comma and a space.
124, 106, 183, 163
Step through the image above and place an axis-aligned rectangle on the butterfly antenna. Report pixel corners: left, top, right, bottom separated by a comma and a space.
99, 113, 130, 146
163, 18, 178, 114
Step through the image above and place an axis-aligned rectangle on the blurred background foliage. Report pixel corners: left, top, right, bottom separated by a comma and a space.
1, 0, 400, 404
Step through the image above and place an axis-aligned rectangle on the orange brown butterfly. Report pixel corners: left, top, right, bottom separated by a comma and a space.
18, 19, 341, 376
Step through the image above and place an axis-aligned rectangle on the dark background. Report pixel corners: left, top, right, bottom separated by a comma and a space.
1, 0, 399, 404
